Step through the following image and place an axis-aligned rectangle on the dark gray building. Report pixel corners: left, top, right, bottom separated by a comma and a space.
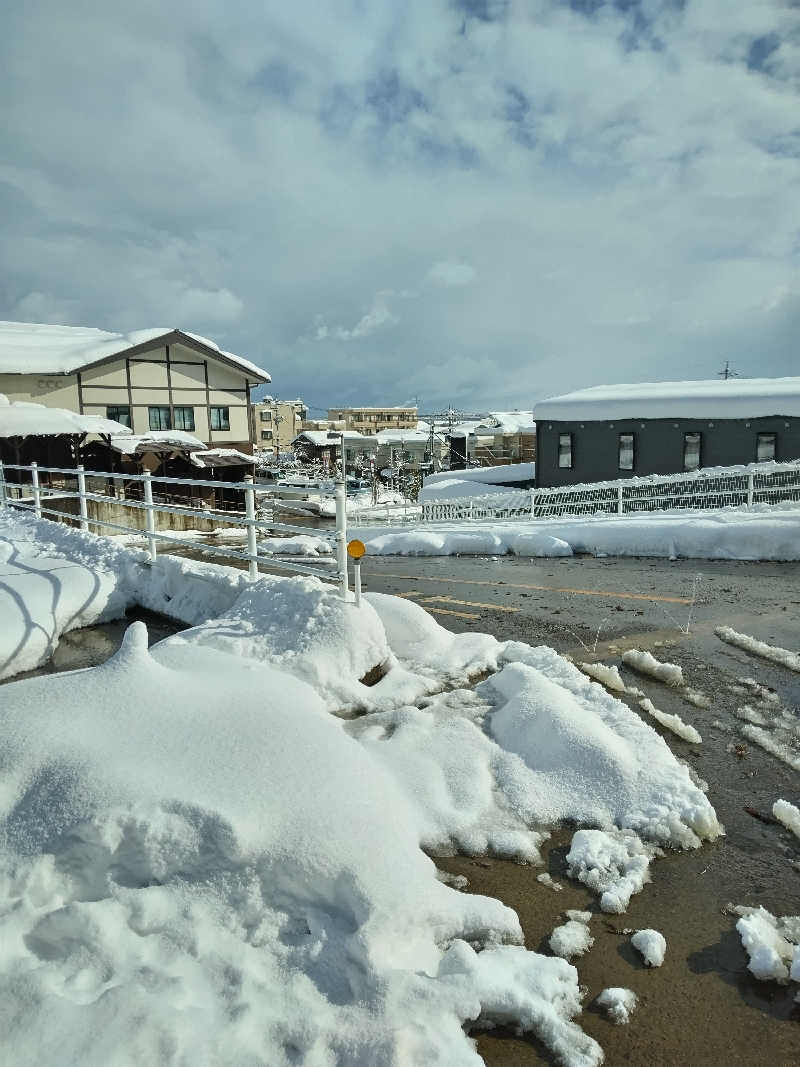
534, 378, 800, 488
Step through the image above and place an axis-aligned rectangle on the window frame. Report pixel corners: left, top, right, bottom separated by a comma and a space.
756, 432, 776, 463
106, 405, 131, 428
172, 406, 195, 432
558, 432, 573, 470
618, 432, 635, 471
683, 431, 702, 471
260, 410, 272, 422
148, 405, 171, 431
260, 429, 273, 441
210, 406, 230, 431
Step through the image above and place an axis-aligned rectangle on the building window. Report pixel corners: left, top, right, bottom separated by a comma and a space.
683, 432, 701, 471
261, 430, 273, 440
210, 406, 230, 431
173, 406, 195, 431
618, 433, 634, 471
558, 433, 573, 469
148, 406, 171, 431
260, 410, 272, 422
756, 432, 776, 462
106, 405, 131, 427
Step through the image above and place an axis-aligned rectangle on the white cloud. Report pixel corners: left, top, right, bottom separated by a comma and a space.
427, 261, 476, 287
311, 291, 399, 341
173, 287, 244, 324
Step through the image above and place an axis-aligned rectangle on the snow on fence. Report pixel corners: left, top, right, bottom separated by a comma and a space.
420, 460, 800, 523
0, 461, 349, 596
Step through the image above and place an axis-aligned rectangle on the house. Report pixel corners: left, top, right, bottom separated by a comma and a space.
471, 411, 536, 467
0, 322, 270, 454
374, 429, 446, 474
326, 406, 417, 435
292, 429, 377, 471
533, 377, 800, 488
253, 397, 307, 457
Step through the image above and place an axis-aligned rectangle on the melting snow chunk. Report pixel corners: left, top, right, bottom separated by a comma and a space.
567, 830, 659, 914
622, 649, 685, 686
715, 627, 800, 673
631, 928, 667, 967
549, 915, 594, 960
773, 800, 800, 840
638, 697, 702, 744
735, 906, 800, 984
579, 661, 626, 692
596, 987, 638, 1024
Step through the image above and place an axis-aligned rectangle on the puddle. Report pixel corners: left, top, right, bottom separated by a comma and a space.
3, 608, 188, 683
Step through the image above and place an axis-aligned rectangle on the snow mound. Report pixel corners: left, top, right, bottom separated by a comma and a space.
360, 527, 571, 558
773, 799, 800, 840
259, 534, 333, 556
567, 830, 658, 914
486, 648, 722, 848
579, 661, 626, 692
631, 929, 667, 967
622, 649, 684, 686
715, 626, 800, 672
596, 987, 638, 1024
549, 917, 594, 960
735, 906, 800, 983
639, 698, 702, 744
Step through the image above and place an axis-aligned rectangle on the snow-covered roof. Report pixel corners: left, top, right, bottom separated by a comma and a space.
535, 378, 800, 421
424, 462, 535, 488
108, 430, 206, 454
0, 322, 270, 382
477, 411, 536, 434
190, 448, 256, 468
375, 429, 429, 445
0, 394, 129, 438
293, 430, 337, 447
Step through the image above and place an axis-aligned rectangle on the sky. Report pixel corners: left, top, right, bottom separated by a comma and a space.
2, 1, 800, 415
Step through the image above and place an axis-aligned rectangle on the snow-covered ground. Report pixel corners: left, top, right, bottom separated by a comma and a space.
355, 504, 800, 561
0, 509, 729, 1065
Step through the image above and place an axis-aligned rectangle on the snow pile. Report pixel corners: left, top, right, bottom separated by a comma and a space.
259, 534, 333, 556
715, 626, 800, 672
549, 912, 594, 960
631, 929, 667, 968
622, 649, 684, 687
734, 907, 800, 984
579, 662, 626, 692
360, 526, 572, 558
773, 800, 800, 841
419, 479, 524, 502
595, 987, 638, 1025
638, 698, 702, 744
566, 830, 659, 914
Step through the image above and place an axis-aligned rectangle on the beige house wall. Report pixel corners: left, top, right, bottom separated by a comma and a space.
253, 399, 307, 454
327, 407, 417, 435
0, 372, 81, 410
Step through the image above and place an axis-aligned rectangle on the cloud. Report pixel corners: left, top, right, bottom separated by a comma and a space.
1, 1, 800, 409
427, 261, 476, 286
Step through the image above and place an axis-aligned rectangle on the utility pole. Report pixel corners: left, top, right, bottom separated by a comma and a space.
718, 360, 739, 381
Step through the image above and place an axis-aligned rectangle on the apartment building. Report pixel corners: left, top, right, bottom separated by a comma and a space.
0, 322, 270, 452
326, 406, 417, 435
253, 397, 307, 456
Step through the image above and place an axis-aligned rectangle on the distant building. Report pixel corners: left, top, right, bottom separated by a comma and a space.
253, 397, 307, 457
471, 411, 536, 467
327, 406, 417, 435
534, 378, 800, 487
0, 322, 270, 453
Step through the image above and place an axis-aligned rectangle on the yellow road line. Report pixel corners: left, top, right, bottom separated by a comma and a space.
365, 571, 691, 605
421, 594, 519, 614
427, 606, 480, 620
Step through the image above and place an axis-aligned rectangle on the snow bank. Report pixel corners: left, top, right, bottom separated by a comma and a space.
735, 907, 800, 983
638, 698, 702, 744
622, 649, 684, 687
423, 462, 535, 489
579, 662, 626, 692
596, 987, 637, 1025
772, 800, 800, 840
631, 929, 667, 967
566, 830, 658, 914
360, 526, 571, 557
715, 626, 800, 672
418, 478, 523, 502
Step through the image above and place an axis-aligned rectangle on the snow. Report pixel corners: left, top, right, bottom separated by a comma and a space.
715, 626, 800, 672
566, 830, 659, 914
773, 800, 800, 840
356, 505, 800, 562
478, 412, 536, 435
109, 429, 206, 453
423, 461, 536, 490
190, 448, 256, 466
418, 478, 525, 502
735, 906, 800, 983
622, 649, 685, 687
741, 725, 800, 771
579, 662, 626, 692
361, 526, 572, 557
537, 873, 564, 891
0, 394, 128, 437
631, 929, 667, 967
534, 376, 800, 421
549, 915, 594, 959
595, 987, 637, 1025
638, 698, 703, 744
0, 321, 270, 380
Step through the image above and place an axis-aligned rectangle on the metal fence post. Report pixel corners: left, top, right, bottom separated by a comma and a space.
77, 464, 89, 532
31, 461, 42, 519
746, 471, 754, 507
617, 485, 623, 515
0, 460, 6, 509
353, 558, 362, 607
335, 473, 348, 600
142, 471, 157, 562
244, 475, 259, 580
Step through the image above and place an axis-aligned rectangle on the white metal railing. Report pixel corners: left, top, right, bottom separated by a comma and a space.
418, 460, 800, 523
0, 461, 349, 597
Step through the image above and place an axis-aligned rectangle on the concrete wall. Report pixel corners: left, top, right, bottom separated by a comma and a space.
52, 492, 238, 533
536, 416, 800, 487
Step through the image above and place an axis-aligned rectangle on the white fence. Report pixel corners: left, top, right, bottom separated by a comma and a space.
420, 461, 800, 523
0, 461, 349, 596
